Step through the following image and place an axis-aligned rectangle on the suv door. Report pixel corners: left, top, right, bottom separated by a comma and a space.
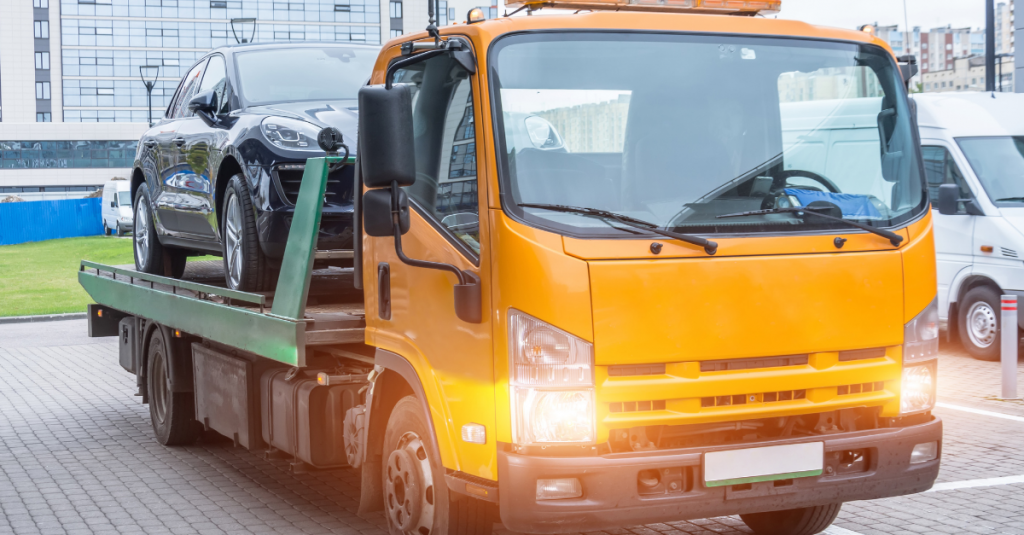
156, 58, 208, 235
366, 47, 495, 478
923, 142, 975, 317
174, 54, 231, 238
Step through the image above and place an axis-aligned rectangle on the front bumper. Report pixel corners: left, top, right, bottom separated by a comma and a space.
498, 416, 941, 534
257, 209, 353, 259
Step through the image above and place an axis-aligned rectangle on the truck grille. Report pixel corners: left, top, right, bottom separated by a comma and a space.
609, 400, 667, 413
700, 390, 807, 408
838, 382, 885, 395
272, 163, 354, 206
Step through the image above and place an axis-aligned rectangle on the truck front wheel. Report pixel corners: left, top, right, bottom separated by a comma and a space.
146, 330, 199, 446
382, 396, 493, 535
740, 503, 842, 535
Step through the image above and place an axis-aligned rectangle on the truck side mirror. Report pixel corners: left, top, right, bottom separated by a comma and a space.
937, 184, 960, 215
363, 188, 410, 237
358, 84, 417, 189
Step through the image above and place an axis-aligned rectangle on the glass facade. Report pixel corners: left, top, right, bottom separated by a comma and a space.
0, 141, 138, 169
59, 0, 382, 122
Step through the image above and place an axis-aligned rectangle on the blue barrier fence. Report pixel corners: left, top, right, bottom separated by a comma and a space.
0, 198, 103, 246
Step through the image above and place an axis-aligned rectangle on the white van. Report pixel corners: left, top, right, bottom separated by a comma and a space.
101, 179, 133, 236
912, 92, 1024, 360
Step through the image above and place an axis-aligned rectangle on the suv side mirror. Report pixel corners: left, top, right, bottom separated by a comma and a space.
358, 84, 417, 189
937, 184, 962, 215
188, 90, 217, 115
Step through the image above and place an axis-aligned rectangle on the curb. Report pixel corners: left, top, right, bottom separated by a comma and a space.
0, 312, 88, 325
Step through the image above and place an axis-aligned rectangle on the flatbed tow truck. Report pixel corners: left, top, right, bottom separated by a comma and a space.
82, 1, 943, 534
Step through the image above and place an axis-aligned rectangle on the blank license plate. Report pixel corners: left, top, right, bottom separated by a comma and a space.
704, 442, 824, 488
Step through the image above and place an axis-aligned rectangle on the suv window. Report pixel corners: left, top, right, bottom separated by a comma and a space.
169, 59, 208, 119
392, 54, 480, 256
197, 54, 230, 114
922, 145, 971, 209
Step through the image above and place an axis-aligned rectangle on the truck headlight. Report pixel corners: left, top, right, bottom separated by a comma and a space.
901, 299, 939, 415
508, 309, 595, 446
260, 117, 321, 151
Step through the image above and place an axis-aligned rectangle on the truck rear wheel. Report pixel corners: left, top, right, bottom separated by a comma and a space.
382, 396, 493, 535
740, 503, 842, 535
958, 286, 1005, 361
146, 330, 199, 446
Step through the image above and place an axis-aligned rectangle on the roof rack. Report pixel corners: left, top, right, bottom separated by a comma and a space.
504, 0, 781, 15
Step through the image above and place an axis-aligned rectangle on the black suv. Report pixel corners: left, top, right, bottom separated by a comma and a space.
130, 42, 378, 291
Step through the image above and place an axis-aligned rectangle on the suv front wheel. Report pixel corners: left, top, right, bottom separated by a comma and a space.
221, 175, 275, 291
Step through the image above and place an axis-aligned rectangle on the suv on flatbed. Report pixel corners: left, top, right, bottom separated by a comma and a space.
131, 42, 377, 290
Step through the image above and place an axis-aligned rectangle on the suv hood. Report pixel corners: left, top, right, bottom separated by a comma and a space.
246, 99, 359, 146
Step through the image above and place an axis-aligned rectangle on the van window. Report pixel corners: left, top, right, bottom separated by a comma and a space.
957, 136, 1024, 205
492, 34, 925, 238
921, 146, 970, 207
117, 191, 132, 206
391, 54, 480, 256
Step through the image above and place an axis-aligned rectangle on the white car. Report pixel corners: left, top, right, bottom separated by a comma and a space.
913, 92, 1024, 360
101, 178, 133, 236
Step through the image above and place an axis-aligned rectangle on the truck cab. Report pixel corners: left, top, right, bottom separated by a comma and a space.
355, 2, 941, 533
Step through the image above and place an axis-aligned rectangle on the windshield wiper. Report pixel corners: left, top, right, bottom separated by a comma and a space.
520, 203, 718, 255
716, 206, 904, 247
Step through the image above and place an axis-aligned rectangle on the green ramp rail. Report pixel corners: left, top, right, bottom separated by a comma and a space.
78, 156, 355, 367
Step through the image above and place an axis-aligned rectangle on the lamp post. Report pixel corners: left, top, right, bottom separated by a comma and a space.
986, 0, 996, 91
139, 65, 159, 127
230, 18, 257, 44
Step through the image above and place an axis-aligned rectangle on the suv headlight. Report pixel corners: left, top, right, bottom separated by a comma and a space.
260, 117, 321, 151
901, 299, 939, 415
508, 309, 595, 446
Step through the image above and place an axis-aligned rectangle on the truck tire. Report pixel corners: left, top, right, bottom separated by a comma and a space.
740, 503, 842, 535
958, 286, 1004, 361
382, 396, 493, 535
134, 184, 187, 279
221, 175, 275, 292
146, 330, 199, 446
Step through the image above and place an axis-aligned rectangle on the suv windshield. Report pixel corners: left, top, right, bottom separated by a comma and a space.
957, 137, 1024, 205
491, 33, 926, 237
235, 46, 378, 105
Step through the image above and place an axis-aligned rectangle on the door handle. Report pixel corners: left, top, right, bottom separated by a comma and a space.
144, 140, 157, 148
173, 137, 186, 146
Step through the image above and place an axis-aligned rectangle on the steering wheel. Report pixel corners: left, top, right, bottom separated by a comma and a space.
771, 170, 841, 195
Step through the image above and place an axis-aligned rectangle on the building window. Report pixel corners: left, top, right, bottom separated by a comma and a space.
35, 52, 50, 70
335, 3, 350, 11
391, 29, 403, 38
210, 0, 227, 7
36, 82, 51, 100
36, 113, 52, 122
449, 7, 455, 20
33, 0, 49, 7
0, 140, 139, 168
34, 20, 49, 39
389, 1, 402, 18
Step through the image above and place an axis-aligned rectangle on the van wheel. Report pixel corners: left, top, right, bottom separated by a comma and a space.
382, 396, 494, 535
134, 184, 187, 278
116, 225, 125, 237
741, 503, 842, 535
103, 222, 111, 236
146, 329, 199, 446
222, 175, 274, 291
958, 286, 1004, 361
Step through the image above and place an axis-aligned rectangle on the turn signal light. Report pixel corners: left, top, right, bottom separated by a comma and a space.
504, 0, 781, 15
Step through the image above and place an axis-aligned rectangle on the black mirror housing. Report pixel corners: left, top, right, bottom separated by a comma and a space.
358, 84, 417, 189
363, 188, 410, 237
188, 90, 217, 114
937, 184, 960, 215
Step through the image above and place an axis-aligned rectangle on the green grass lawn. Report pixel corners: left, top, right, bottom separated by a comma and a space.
0, 236, 215, 317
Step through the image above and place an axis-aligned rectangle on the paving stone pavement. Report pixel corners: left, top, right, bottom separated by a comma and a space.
1, 321, 1023, 535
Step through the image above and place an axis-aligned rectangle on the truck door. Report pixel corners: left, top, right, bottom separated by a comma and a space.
922, 143, 975, 315
367, 49, 495, 475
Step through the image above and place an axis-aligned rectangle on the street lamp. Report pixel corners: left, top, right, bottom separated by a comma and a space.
230, 18, 257, 44
139, 65, 159, 127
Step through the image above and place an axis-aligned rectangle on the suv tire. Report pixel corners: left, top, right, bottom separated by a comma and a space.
740, 503, 842, 535
134, 183, 187, 278
221, 174, 275, 291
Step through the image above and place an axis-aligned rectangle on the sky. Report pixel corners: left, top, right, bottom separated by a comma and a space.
775, 0, 992, 32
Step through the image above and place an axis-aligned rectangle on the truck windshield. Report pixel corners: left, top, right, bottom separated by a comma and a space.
491, 33, 926, 237
957, 136, 1024, 204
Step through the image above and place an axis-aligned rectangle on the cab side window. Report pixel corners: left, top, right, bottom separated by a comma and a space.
169, 59, 207, 119
197, 54, 231, 115
922, 146, 971, 209
393, 54, 480, 256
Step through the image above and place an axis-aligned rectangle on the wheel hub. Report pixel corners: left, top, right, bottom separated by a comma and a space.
966, 301, 997, 349
384, 432, 434, 534
135, 201, 149, 262
224, 194, 243, 289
